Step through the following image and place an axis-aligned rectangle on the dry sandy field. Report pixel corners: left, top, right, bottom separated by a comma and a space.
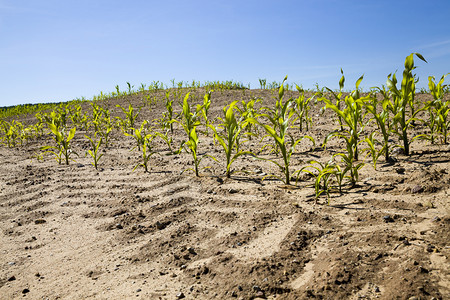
0, 88, 449, 299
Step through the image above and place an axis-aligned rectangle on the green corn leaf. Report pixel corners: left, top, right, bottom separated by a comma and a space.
339, 69, 345, 90
355, 74, 364, 89
414, 52, 427, 63
67, 127, 76, 142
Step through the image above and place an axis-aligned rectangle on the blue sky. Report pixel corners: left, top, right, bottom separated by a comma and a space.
1, 0, 449, 106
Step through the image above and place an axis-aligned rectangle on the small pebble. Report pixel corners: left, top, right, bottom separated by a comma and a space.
176, 292, 185, 299
22, 289, 30, 294
432, 216, 441, 222
255, 290, 265, 298
411, 185, 424, 194
155, 221, 166, 230
395, 167, 405, 174
383, 215, 394, 223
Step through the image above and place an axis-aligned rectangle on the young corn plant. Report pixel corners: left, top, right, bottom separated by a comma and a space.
364, 89, 394, 162
1, 120, 21, 147
124, 121, 158, 172
386, 53, 427, 155
299, 160, 339, 202
32, 121, 44, 139
163, 91, 175, 134
125, 120, 150, 151
134, 132, 157, 172
209, 101, 253, 178
153, 113, 177, 154
154, 129, 177, 154
322, 76, 370, 186
259, 78, 267, 89
427, 73, 450, 144
333, 138, 365, 186
93, 110, 114, 148
324, 69, 346, 131
116, 104, 141, 134
322, 74, 369, 162
127, 82, 134, 95
41, 124, 77, 165
293, 85, 315, 132
43, 110, 67, 131
237, 97, 262, 141
200, 91, 212, 136
420, 99, 440, 145
177, 93, 210, 176
248, 76, 315, 185
363, 132, 383, 170
85, 134, 103, 170
34, 113, 46, 136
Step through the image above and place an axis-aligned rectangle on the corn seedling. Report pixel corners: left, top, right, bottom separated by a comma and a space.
209, 101, 254, 178
163, 91, 175, 134
85, 134, 103, 170
259, 78, 267, 89
333, 138, 365, 186
237, 97, 262, 141
116, 104, 141, 134
299, 160, 338, 202
248, 76, 315, 185
293, 85, 314, 132
95, 115, 114, 148
154, 129, 177, 154
420, 99, 440, 144
363, 132, 383, 170
134, 132, 157, 172
427, 74, 450, 144
200, 91, 212, 135
324, 69, 346, 131
364, 88, 394, 162
41, 124, 77, 165
1, 120, 22, 147
177, 93, 211, 176
125, 120, 151, 151
386, 53, 427, 155
322, 74, 370, 161
126, 82, 134, 95
43, 110, 67, 131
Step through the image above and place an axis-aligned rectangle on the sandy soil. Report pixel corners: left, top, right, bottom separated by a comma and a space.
0, 88, 449, 299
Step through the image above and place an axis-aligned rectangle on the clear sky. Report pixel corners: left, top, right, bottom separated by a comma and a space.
1, 0, 449, 106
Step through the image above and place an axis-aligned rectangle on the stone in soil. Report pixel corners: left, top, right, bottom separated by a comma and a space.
383, 215, 394, 223
411, 185, 424, 194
